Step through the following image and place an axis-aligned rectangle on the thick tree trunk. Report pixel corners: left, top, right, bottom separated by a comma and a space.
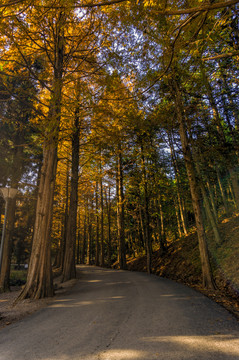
62, 108, 80, 282
18, 19, 64, 299
116, 145, 127, 270
18, 145, 58, 299
173, 80, 215, 290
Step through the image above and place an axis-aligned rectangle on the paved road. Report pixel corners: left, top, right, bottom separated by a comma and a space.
1, 266, 239, 360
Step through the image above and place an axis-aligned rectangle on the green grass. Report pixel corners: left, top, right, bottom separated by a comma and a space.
10, 269, 27, 286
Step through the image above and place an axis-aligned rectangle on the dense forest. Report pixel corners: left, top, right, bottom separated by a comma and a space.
0, 0, 238, 300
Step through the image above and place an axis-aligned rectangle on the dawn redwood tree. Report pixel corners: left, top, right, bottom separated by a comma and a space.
116, 142, 127, 270
16, 6, 66, 299
10, 1, 104, 299
171, 78, 215, 289
61, 101, 80, 282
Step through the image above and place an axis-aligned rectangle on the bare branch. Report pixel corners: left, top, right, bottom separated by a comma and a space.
202, 51, 239, 60
31, 0, 239, 11
156, 0, 239, 15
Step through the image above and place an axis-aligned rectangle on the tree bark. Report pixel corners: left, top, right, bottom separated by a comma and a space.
105, 186, 112, 267
18, 16, 64, 299
173, 79, 215, 290
18, 144, 58, 299
62, 106, 80, 282
206, 181, 218, 222
158, 194, 167, 252
100, 173, 104, 267
61, 158, 70, 271
168, 133, 188, 235
95, 181, 100, 266
76, 212, 80, 265
140, 142, 152, 274
116, 144, 127, 270
229, 168, 239, 209
80, 212, 87, 264
200, 182, 222, 245
0, 198, 15, 292
216, 168, 229, 213
86, 198, 93, 265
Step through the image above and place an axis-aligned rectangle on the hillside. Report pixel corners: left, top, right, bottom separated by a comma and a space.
126, 212, 239, 319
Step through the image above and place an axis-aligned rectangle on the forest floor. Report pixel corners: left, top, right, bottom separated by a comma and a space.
126, 212, 239, 320
0, 275, 77, 330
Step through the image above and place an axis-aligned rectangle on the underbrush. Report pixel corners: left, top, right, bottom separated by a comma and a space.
10, 269, 27, 286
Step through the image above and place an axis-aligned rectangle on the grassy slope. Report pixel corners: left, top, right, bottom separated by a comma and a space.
126, 212, 239, 319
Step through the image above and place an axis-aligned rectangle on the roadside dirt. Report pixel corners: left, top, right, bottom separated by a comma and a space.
0, 277, 78, 330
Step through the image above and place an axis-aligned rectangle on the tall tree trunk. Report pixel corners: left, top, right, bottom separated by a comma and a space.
173, 79, 215, 290
206, 180, 218, 222
201, 62, 239, 210
95, 181, 100, 266
140, 143, 152, 274
80, 212, 87, 264
61, 158, 70, 271
199, 181, 222, 246
105, 186, 112, 268
158, 194, 167, 252
200, 62, 226, 139
62, 107, 80, 282
229, 168, 239, 209
216, 168, 229, 214
168, 133, 188, 235
139, 206, 146, 246
219, 62, 239, 128
76, 212, 80, 265
0, 197, 16, 292
86, 198, 92, 265
0, 144, 23, 292
18, 19, 64, 300
116, 144, 127, 270
100, 173, 104, 267
18, 145, 58, 299
175, 200, 182, 238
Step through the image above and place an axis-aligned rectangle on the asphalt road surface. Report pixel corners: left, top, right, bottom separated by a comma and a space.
1, 265, 239, 360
